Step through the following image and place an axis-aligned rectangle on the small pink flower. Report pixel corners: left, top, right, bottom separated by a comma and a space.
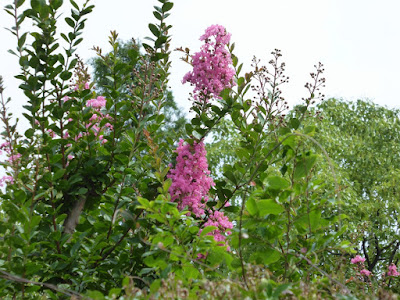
360, 269, 371, 277
104, 122, 113, 130
84, 82, 90, 89
67, 155, 74, 160
387, 264, 400, 277
86, 96, 106, 108
35, 119, 40, 125
89, 114, 98, 122
74, 132, 83, 141
0, 142, 10, 149
300, 247, 307, 254
47, 129, 56, 138
8, 153, 21, 163
351, 255, 366, 264
0, 175, 14, 186
63, 96, 70, 102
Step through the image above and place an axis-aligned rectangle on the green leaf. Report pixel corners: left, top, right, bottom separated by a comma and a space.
272, 284, 291, 297
223, 170, 237, 185
50, 0, 63, 10
245, 197, 258, 216
60, 71, 72, 80
53, 168, 66, 180
289, 117, 300, 129
65, 17, 75, 28
16, 0, 26, 8
77, 188, 88, 195
155, 36, 168, 48
70, 0, 79, 10
258, 248, 281, 265
264, 176, 290, 190
18, 32, 28, 48
183, 265, 200, 279
200, 226, 217, 237
153, 11, 162, 20
31, 0, 46, 12
294, 154, 317, 180
162, 2, 173, 12
258, 199, 284, 216
85, 291, 105, 300
148, 23, 160, 37
108, 288, 121, 298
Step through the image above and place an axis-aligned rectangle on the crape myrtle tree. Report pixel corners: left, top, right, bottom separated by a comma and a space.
0, 0, 366, 298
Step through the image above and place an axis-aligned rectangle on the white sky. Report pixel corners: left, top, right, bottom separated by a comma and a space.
1, 0, 399, 126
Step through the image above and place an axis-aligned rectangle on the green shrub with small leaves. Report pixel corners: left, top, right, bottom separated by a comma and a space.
1, 1, 399, 299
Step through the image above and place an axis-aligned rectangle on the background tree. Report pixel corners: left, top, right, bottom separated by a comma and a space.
90, 39, 186, 139
313, 98, 400, 279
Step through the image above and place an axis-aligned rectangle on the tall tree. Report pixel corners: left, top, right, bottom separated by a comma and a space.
314, 98, 400, 276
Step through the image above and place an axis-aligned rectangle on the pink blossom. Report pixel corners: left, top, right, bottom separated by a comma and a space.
89, 114, 98, 122
168, 139, 232, 247
47, 129, 56, 138
8, 153, 21, 163
86, 96, 106, 108
99, 135, 107, 144
84, 82, 90, 89
74, 132, 83, 141
183, 25, 235, 102
360, 269, 371, 276
168, 139, 215, 217
0, 175, 14, 186
63, 96, 71, 102
104, 122, 113, 130
0, 141, 10, 149
67, 155, 74, 160
351, 255, 366, 264
202, 210, 233, 244
387, 264, 400, 277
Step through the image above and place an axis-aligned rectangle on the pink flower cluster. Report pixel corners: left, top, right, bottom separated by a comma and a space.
183, 25, 235, 102
0, 175, 14, 187
168, 139, 233, 246
0, 141, 21, 165
360, 269, 371, 277
62, 93, 112, 145
168, 139, 214, 217
74, 82, 90, 91
350, 255, 372, 278
87, 96, 107, 108
387, 263, 400, 277
351, 255, 366, 264
203, 210, 233, 243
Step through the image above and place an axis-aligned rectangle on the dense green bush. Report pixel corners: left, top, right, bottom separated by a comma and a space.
0, 1, 399, 299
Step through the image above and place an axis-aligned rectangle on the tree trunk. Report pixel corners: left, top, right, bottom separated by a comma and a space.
63, 196, 86, 234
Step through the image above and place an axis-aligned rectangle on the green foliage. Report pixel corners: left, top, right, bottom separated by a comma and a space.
2, 0, 399, 299
312, 98, 400, 282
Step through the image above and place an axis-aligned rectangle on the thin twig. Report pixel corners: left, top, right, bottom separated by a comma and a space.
0, 270, 86, 298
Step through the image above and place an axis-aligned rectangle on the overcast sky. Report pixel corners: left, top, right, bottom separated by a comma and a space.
1, 0, 399, 124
